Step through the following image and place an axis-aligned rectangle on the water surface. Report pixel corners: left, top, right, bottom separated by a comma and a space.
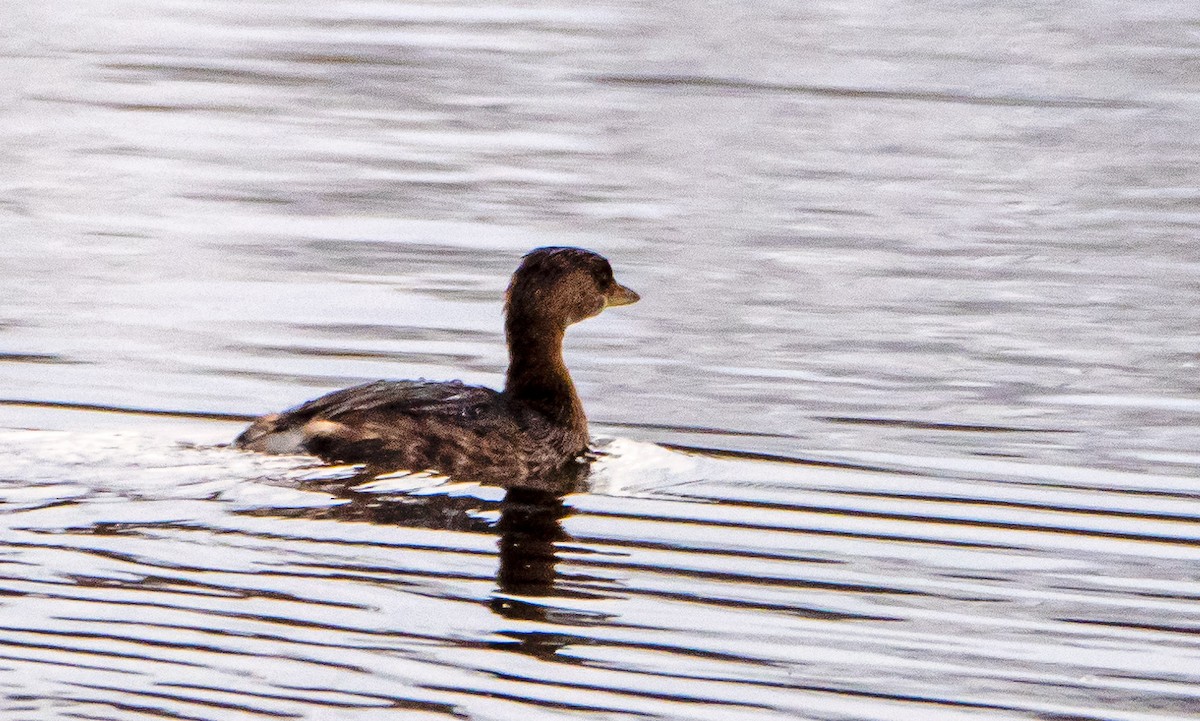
2, 0, 1199, 718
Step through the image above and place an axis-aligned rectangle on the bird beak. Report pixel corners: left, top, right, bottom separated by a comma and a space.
605, 282, 640, 307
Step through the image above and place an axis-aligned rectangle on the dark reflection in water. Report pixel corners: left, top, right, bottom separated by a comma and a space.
494, 489, 573, 601
256, 463, 591, 628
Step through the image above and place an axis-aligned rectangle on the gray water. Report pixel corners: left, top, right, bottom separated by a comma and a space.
2, 0, 1200, 718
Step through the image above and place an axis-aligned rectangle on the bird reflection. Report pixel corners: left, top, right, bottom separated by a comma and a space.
261, 460, 592, 624
490, 488, 572, 618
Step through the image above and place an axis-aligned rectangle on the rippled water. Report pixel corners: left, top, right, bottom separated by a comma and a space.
3, 0, 1200, 718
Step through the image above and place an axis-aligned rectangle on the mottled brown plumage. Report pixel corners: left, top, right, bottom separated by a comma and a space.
234, 247, 639, 489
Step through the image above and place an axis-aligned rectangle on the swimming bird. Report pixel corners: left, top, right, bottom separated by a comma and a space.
235, 246, 639, 489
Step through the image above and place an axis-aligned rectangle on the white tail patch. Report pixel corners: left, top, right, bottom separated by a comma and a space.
256, 427, 310, 455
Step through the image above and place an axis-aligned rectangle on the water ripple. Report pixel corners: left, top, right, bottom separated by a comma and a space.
1, 427, 1198, 718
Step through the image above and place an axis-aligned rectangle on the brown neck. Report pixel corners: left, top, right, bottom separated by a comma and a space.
503, 314, 587, 434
